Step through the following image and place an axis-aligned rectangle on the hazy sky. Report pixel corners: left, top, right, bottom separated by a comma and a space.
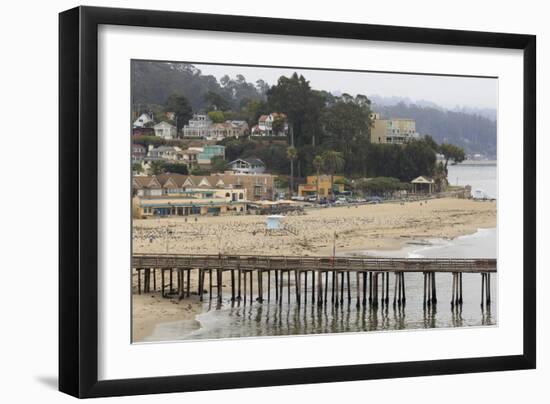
193, 63, 497, 110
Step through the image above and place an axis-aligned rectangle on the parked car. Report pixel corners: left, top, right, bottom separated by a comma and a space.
366, 196, 383, 204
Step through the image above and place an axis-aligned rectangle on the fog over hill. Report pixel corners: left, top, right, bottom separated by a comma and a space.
372, 101, 496, 158
367, 94, 496, 122
132, 61, 497, 158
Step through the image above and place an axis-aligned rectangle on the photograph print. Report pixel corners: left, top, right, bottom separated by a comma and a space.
131, 60, 497, 343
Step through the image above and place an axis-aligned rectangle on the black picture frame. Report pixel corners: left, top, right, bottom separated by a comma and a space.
59, 6, 536, 398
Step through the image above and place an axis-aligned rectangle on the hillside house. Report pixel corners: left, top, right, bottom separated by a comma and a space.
251, 113, 288, 136
153, 121, 177, 139
227, 158, 266, 174
133, 113, 153, 128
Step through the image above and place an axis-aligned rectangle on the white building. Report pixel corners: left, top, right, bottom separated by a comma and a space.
183, 114, 213, 137
251, 113, 288, 136
133, 113, 153, 128
153, 121, 177, 139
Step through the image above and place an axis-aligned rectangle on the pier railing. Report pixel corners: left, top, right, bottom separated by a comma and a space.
132, 253, 496, 273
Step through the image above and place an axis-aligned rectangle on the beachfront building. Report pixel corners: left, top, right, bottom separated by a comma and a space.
214, 172, 275, 201
251, 113, 289, 136
227, 158, 266, 174
132, 173, 249, 217
153, 121, 177, 139
133, 113, 153, 128
298, 175, 345, 198
198, 145, 226, 165
411, 176, 435, 193
133, 172, 275, 202
183, 114, 213, 137
370, 112, 420, 144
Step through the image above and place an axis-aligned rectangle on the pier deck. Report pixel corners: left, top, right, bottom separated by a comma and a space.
132, 254, 496, 308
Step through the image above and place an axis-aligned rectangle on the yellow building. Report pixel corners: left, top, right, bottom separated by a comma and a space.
370, 112, 419, 144
298, 175, 345, 198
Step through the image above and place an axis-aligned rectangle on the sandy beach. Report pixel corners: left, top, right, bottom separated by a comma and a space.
132, 197, 496, 342
133, 197, 496, 256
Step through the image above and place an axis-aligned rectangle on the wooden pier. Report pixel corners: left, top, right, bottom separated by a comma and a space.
132, 254, 496, 308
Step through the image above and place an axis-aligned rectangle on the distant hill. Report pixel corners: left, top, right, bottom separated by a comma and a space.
369, 94, 497, 121
372, 102, 497, 158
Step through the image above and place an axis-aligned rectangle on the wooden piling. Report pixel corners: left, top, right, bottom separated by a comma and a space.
431, 273, 437, 304
249, 270, 253, 304
275, 270, 279, 301
311, 270, 315, 304
267, 270, 271, 302
459, 272, 463, 304
487, 273, 491, 304
243, 271, 247, 303
451, 272, 456, 306
347, 272, 351, 303
198, 269, 204, 301
362, 272, 367, 306
423, 272, 427, 306
356, 272, 361, 308
481, 273, 485, 307
161, 269, 165, 298
186, 269, 190, 297
230, 269, 235, 301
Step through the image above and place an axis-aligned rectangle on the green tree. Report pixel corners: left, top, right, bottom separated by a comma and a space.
287, 146, 298, 194
160, 163, 188, 175
204, 91, 231, 111
267, 73, 325, 147
312, 155, 324, 201
207, 110, 225, 123
210, 155, 227, 173
272, 115, 286, 136
164, 94, 193, 135
132, 163, 143, 174
433, 161, 448, 192
322, 95, 371, 175
149, 161, 165, 175
356, 177, 409, 197
423, 134, 439, 152
321, 150, 345, 200
439, 143, 466, 171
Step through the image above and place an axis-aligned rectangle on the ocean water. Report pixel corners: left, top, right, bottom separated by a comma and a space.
145, 164, 498, 342
447, 161, 497, 199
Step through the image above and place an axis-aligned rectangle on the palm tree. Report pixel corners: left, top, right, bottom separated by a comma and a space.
287, 146, 298, 195
313, 155, 324, 202
322, 150, 345, 200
